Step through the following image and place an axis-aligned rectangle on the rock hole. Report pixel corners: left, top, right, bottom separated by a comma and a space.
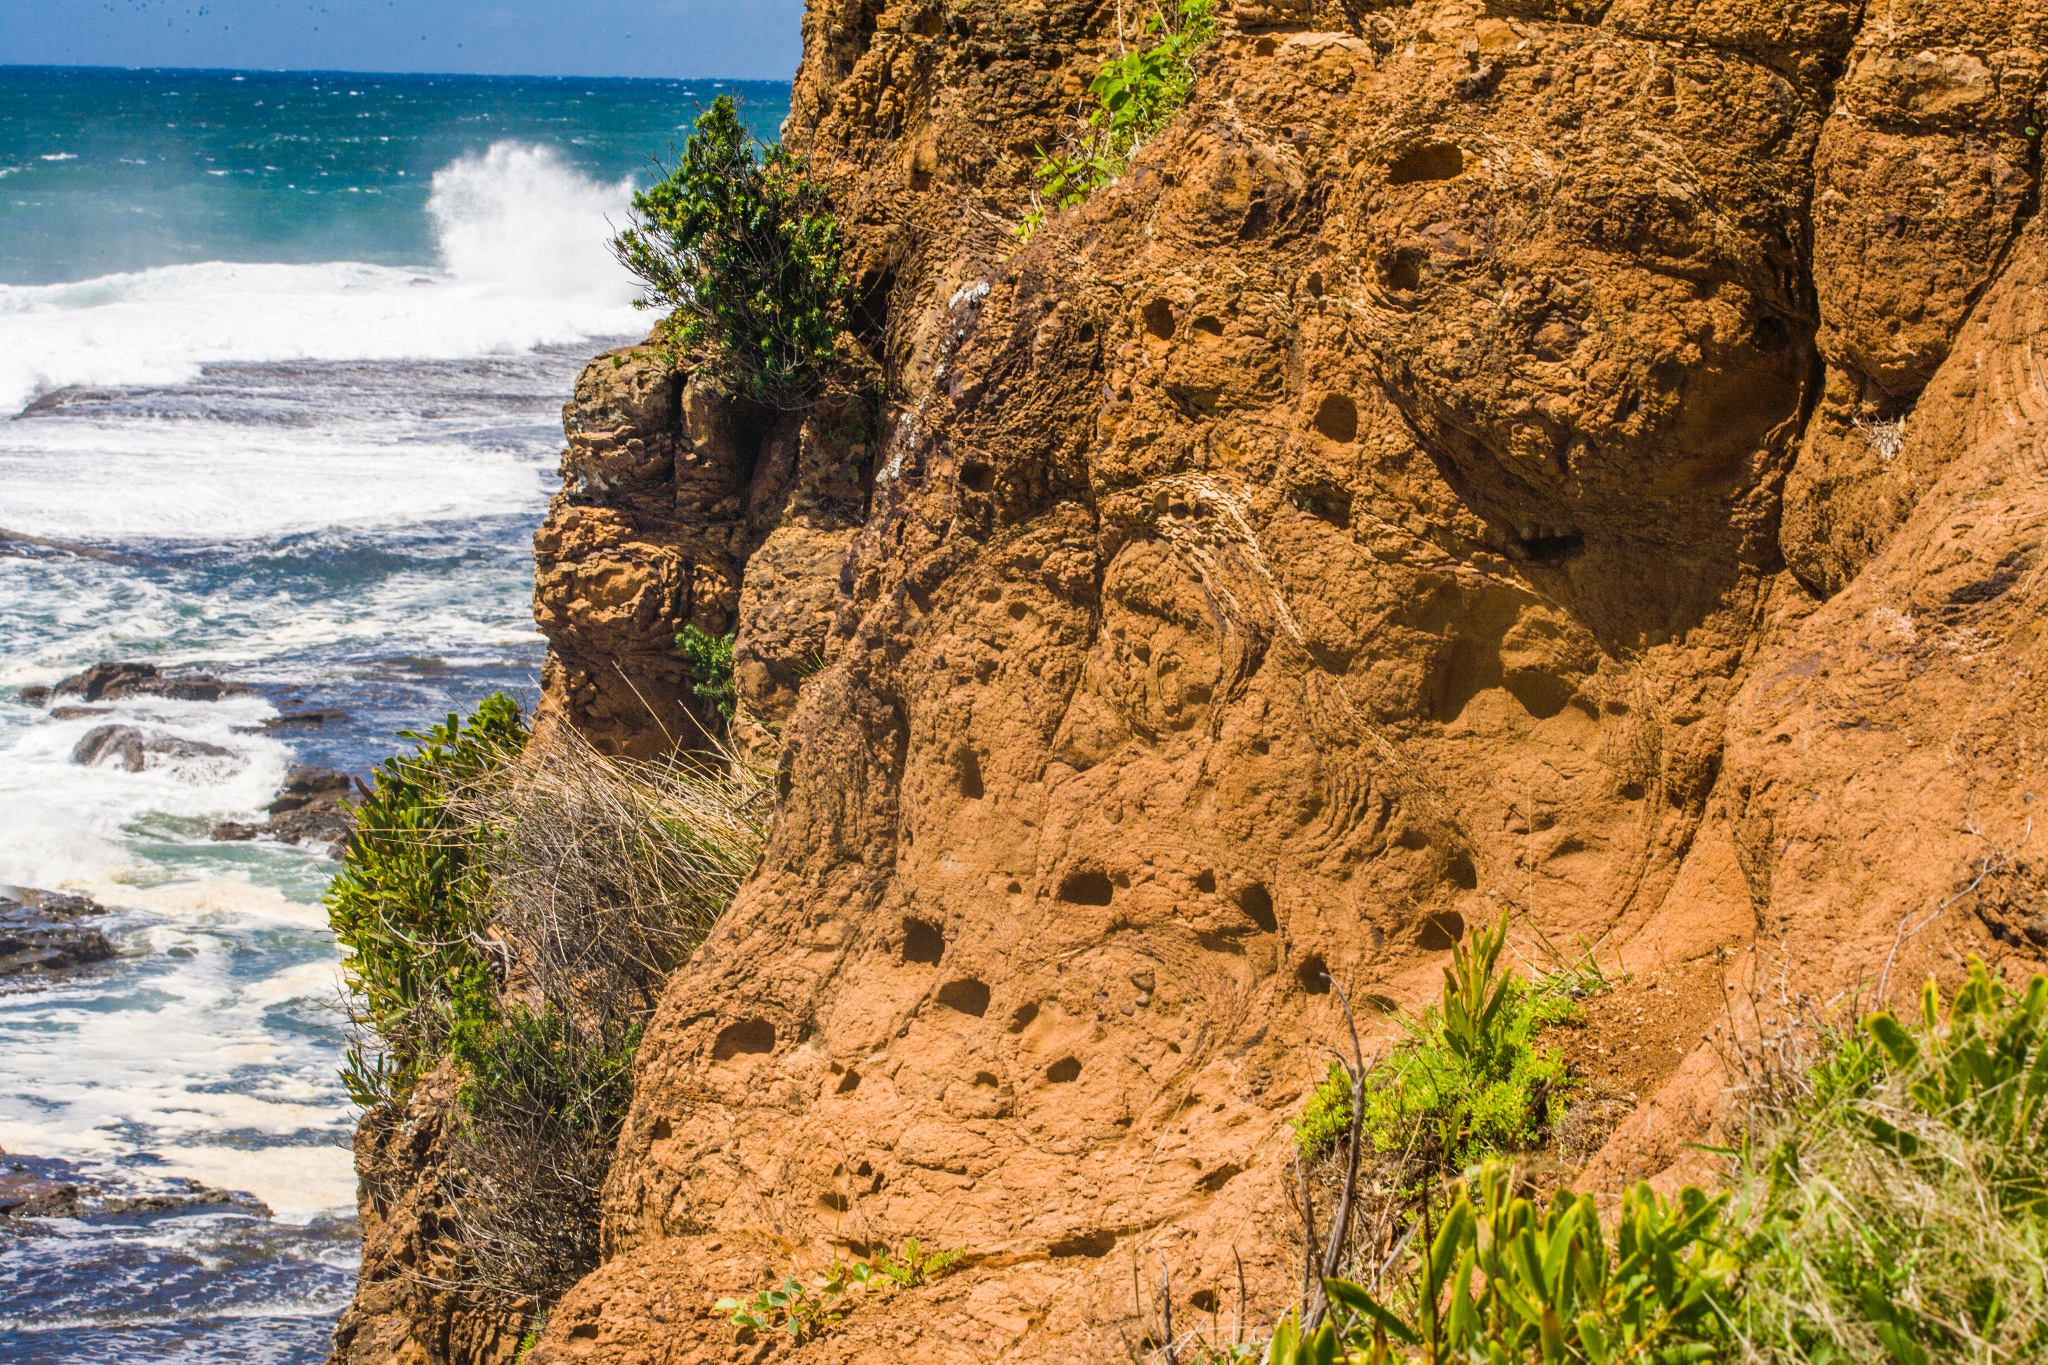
836, 1068, 861, 1094
1295, 953, 1331, 995
1305, 271, 1324, 298
1196, 869, 1216, 893
1046, 1055, 1082, 1083
909, 166, 932, 191
1142, 299, 1176, 340
1751, 314, 1789, 353
1076, 320, 1096, 342
1191, 1288, 1220, 1312
1387, 142, 1464, 185
955, 746, 984, 799
1313, 394, 1358, 443
1253, 35, 1278, 57
855, 1160, 872, 1176
973, 1071, 999, 1087
1446, 854, 1478, 890
1383, 250, 1422, 292
1194, 1163, 1243, 1193
1238, 883, 1277, 933
568, 1323, 600, 1342
712, 1017, 776, 1059
1619, 781, 1646, 801
936, 977, 991, 1016
818, 1190, 850, 1213
1416, 911, 1466, 952
1008, 1002, 1039, 1033
1058, 869, 1114, 906
1364, 993, 1399, 1014
902, 917, 945, 965
1191, 314, 1225, 337
650, 1117, 672, 1140
1514, 530, 1584, 563
1049, 1228, 1116, 1258
960, 461, 995, 493
1007, 600, 1028, 620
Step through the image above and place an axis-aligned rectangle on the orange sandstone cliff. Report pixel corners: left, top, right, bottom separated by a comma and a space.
339, 0, 2047, 1359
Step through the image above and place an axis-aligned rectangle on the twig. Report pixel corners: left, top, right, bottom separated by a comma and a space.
1876, 817, 2030, 1001
1159, 1254, 1177, 1365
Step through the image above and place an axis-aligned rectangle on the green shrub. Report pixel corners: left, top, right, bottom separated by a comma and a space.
715, 1239, 966, 1346
1279, 1160, 1739, 1365
676, 625, 737, 720
1017, 0, 1217, 241
327, 694, 527, 1106
1727, 959, 2048, 1364
611, 95, 847, 409
1295, 912, 1578, 1172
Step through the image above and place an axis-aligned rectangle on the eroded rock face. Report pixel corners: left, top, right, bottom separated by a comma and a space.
340, 0, 2048, 1360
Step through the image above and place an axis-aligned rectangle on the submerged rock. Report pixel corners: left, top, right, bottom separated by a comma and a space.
0, 1151, 271, 1221
0, 887, 116, 981
211, 764, 356, 854
69, 723, 237, 773
52, 661, 255, 704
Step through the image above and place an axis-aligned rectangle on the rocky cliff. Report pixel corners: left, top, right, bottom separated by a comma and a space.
342, 0, 2046, 1359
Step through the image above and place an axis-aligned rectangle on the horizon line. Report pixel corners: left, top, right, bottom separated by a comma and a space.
0, 62, 795, 84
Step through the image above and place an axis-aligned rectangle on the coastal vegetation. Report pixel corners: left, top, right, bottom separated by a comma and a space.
676, 623, 739, 721
1248, 952, 2048, 1365
1017, 0, 1217, 241
610, 94, 847, 409
328, 696, 772, 1306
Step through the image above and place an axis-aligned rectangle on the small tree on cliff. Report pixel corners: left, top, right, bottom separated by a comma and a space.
611, 96, 848, 409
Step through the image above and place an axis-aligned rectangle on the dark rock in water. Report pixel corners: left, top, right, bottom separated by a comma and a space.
0, 1152, 271, 1220
0, 887, 117, 981
17, 685, 51, 707
244, 706, 351, 732
0, 1168, 87, 1218
71, 723, 237, 772
52, 661, 254, 704
211, 764, 357, 855
50, 704, 112, 720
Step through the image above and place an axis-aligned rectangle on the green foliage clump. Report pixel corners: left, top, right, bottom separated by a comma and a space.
611, 95, 847, 409
715, 1239, 965, 1346
1017, 0, 1217, 241
1295, 912, 1577, 1171
1728, 959, 2048, 1364
326, 693, 527, 1106
675, 624, 737, 720
454, 1003, 640, 1144
1275, 1160, 1738, 1365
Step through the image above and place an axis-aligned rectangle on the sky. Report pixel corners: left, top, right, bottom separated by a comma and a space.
0, 1, 806, 80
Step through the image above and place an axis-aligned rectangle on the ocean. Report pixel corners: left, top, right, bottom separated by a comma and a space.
0, 66, 789, 1363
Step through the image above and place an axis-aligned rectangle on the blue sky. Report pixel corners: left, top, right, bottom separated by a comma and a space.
1, 1, 806, 79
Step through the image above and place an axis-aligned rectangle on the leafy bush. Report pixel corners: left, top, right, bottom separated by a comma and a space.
676, 624, 738, 721
1274, 1161, 1738, 1365
611, 95, 847, 409
1017, 0, 1217, 241
1295, 912, 1578, 1172
715, 1239, 966, 1346
327, 694, 527, 1106
1727, 959, 2048, 1364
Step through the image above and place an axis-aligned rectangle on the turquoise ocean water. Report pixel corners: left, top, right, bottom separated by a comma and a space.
0, 67, 788, 1363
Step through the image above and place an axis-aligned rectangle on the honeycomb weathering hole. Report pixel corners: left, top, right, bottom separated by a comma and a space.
711, 1016, 776, 1060
1008, 1002, 1039, 1033
1313, 394, 1358, 443
1142, 299, 1176, 340
1295, 952, 1331, 995
1387, 142, 1464, 185
936, 977, 991, 1016
902, 916, 945, 964
1058, 869, 1114, 905
1238, 883, 1277, 932
1417, 911, 1466, 951
1046, 1055, 1082, 1083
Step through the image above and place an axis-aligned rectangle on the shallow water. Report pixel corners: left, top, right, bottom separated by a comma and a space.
0, 66, 789, 1363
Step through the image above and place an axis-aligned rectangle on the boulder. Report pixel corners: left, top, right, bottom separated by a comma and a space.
69, 724, 237, 773
52, 661, 254, 704
211, 764, 357, 854
0, 887, 116, 981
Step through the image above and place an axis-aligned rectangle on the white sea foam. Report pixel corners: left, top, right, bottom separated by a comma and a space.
0, 141, 645, 414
